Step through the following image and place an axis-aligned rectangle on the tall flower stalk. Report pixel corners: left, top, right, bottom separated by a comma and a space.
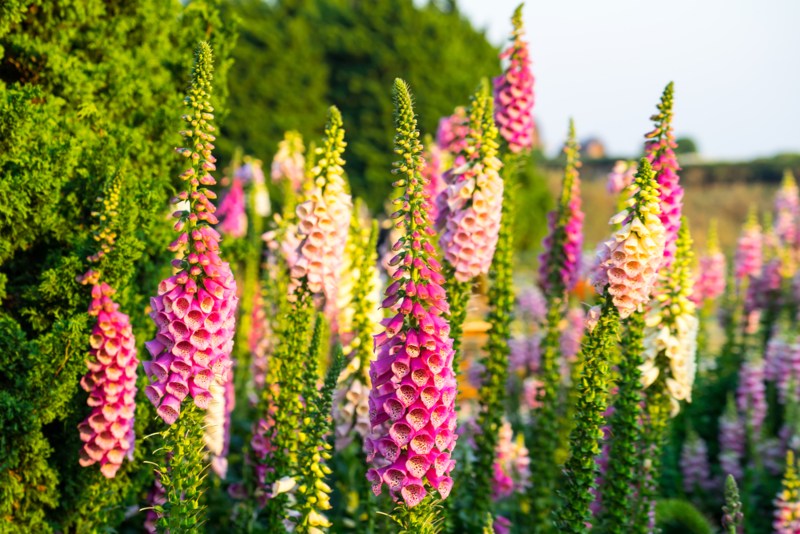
141, 42, 238, 532
76, 174, 138, 480
638, 221, 697, 528
528, 119, 583, 531
436, 79, 504, 361
365, 79, 457, 531
493, 3, 535, 153
644, 81, 683, 268
259, 107, 350, 527
557, 157, 663, 532
471, 140, 515, 532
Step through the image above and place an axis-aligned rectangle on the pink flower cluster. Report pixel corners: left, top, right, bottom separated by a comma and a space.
680, 432, 713, 493
217, 176, 247, 238
422, 145, 446, 221
493, 9, 535, 153
736, 357, 767, 436
539, 134, 584, 295
77, 282, 138, 478
492, 421, 531, 500
436, 103, 504, 282
606, 161, 636, 196
435, 107, 469, 155
645, 118, 683, 269
691, 251, 726, 304
436, 166, 504, 281
285, 111, 351, 321
593, 202, 666, 318
365, 127, 458, 507
144, 225, 238, 424
734, 217, 763, 282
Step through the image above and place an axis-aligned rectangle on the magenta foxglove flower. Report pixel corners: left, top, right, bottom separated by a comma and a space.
435, 107, 469, 155
217, 176, 247, 238
680, 431, 713, 493
436, 84, 504, 283
492, 421, 531, 500
143, 51, 239, 424
365, 79, 458, 508
734, 214, 763, 283
644, 82, 683, 269
539, 121, 584, 295
493, 6, 535, 153
77, 281, 138, 478
736, 356, 767, 436
271, 130, 305, 193
422, 145, 446, 222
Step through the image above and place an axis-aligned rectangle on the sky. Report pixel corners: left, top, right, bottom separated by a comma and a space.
457, 0, 800, 161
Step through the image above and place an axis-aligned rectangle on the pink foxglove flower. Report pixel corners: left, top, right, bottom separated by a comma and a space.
493, 5, 535, 153
217, 176, 247, 238
539, 120, 584, 295
143, 47, 239, 425
593, 158, 666, 319
644, 82, 683, 268
285, 108, 352, 326
436, 107, 469, 155
271, 130, 305, 193
436, 83, 504, 283
422, 145, 446, 222
365, 79, 458, 508
691, 223, 726, 304
492, 421, 531, 500
77, 281, 138, 478
734, 212, 763, 283
606, 160, 636, 196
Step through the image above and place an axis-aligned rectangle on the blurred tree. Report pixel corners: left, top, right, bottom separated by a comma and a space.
676, 136, 699, 155
0, 1, 234, 531
221, 0, 500, 210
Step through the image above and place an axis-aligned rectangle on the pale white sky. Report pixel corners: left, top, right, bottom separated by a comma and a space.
457, 0, 800, 161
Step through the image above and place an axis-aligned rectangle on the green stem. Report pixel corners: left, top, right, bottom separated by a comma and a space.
471, 175, 515, 532
598, 311, 646, 533
446, 278, 471, 371
555, 294, 619, 533
156, 402, 207, 532
526, 301, 563, 534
